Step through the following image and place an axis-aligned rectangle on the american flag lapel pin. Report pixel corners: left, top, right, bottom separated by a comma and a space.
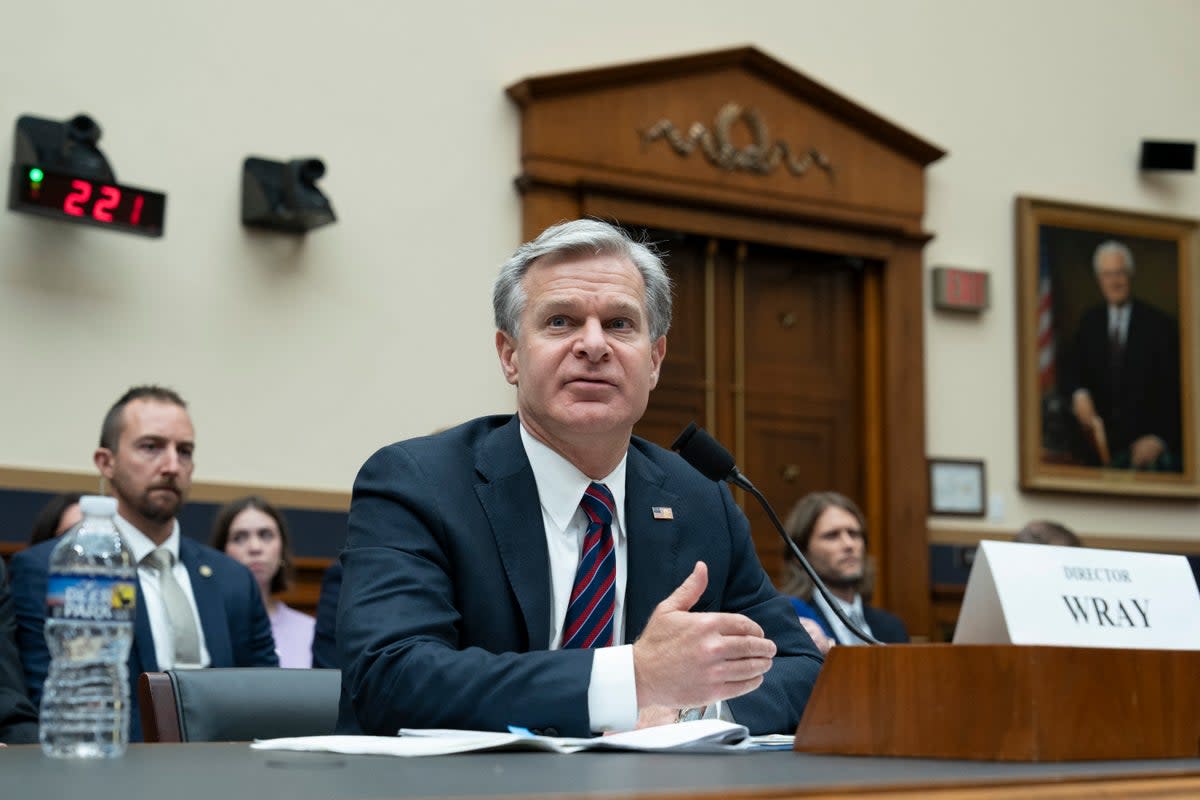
651, 506, 674, 520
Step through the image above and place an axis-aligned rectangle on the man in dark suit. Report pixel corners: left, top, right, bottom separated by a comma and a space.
0, 559, 38, 745
310, 559, 342, 670
338, 220, 822, 738
11, 386, 277, 741
1064, 240, 1181, 471
781, 492, 909, 651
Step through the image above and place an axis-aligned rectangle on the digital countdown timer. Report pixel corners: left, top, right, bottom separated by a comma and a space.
8, 164, 166, 237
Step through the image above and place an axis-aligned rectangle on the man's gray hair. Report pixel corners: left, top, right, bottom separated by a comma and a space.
492, 219, 673, 341
1093, 240, 1136, 278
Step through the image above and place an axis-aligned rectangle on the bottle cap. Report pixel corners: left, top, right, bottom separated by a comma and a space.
79, 495, 118, 517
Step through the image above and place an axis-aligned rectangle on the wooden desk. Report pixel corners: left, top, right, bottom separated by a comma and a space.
4, 742, 1200, 798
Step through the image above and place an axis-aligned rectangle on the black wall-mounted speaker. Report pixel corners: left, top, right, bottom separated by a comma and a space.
1139, 140, 1196, 172
241, 156, 336, 233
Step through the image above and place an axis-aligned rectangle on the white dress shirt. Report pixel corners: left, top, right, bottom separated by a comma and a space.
115, 515, 211, 669
812, 590, 873, 646
1108, 303, 1131, 347
519, 424, 637, 733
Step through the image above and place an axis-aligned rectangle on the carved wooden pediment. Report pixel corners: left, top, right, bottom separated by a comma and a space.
508, 47, 944, 237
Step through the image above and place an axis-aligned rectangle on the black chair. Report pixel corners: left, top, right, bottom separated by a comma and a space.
138, 668, 341, 743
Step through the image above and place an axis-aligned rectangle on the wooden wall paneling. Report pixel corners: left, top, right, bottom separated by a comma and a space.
0, 466, 350, 512
633, 232, 711, 449
518, 184, 582, 240
280, 556, 331, 616
738, 245, 864, 583
580, 191, 901, 262
795, 645, 1200, 761
862, 264, 887, 604
713, 243, 738, 455
881, 240, 932, 633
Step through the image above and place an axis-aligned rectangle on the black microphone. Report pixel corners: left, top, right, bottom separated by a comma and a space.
670, 422, 881, 645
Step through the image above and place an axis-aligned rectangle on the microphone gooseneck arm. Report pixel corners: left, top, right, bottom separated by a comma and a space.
737, 473, 881, 646
671, 422, 881, 646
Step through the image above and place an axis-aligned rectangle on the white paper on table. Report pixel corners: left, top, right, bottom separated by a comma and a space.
251, 719, 753, 757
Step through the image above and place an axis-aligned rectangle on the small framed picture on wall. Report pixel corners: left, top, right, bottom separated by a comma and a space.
928, 458, 986, 517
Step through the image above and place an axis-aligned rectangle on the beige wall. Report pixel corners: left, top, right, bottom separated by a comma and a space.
2, 1, 1198, 539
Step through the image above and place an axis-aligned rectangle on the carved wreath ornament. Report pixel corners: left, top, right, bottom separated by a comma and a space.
641, 103, 834, 178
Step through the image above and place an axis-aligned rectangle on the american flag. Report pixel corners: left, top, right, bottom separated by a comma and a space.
1037, 248, 1056, 392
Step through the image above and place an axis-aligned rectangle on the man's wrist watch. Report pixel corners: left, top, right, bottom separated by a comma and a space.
676, 706, 705, 723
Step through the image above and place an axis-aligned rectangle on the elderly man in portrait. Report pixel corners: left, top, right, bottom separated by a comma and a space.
336, 219, 822, 737
1064, 240, 1181, 471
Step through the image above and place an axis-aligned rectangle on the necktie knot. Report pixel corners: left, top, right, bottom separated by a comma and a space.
143, 547, 174, 572
581, 482, 615, 527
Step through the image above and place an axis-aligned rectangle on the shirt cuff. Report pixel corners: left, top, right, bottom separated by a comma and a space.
587, 644, 637, 733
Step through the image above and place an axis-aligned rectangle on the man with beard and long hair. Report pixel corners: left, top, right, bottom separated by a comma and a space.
781, 492, 909, 650
11, 386, 277, 740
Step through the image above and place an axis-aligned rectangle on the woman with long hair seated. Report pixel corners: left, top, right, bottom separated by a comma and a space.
211, 496, 314, 668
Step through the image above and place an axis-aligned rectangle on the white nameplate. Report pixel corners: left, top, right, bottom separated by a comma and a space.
954, 540, 1200, 649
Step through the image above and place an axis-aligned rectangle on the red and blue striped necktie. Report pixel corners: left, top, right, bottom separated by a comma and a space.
561, 482, 616, 649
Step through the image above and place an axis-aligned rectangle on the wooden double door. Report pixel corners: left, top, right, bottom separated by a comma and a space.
634, 230, 866, 586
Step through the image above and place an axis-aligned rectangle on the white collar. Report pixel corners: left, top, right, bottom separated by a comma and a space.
813, 588, 864, 618
115, 515, 182, 566
519, 423, 627, 533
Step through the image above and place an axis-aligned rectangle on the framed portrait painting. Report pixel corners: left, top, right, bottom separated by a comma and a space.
1016, 197, 1199, 498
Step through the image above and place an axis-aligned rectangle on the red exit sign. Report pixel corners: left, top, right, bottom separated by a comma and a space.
932, 267, 990, 312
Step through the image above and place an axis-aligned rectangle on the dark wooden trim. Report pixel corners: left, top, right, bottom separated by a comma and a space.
930, 525, 1200, 556
523, 169, 936, 242
881, 242, 931, 633
138, 671, 183, 743
577, 190, 908, 260
0, 466, 349, 511
862, 265, 886, 603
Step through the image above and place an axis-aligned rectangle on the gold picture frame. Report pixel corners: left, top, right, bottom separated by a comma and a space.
1016, 196, 1199, 498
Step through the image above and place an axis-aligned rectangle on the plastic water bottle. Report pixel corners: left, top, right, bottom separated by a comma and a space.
40, 495, 137, 758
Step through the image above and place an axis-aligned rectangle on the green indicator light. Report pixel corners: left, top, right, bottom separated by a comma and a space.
28, 167, 44, 183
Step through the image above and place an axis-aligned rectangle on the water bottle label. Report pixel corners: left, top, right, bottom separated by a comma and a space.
47, 574, 137, 622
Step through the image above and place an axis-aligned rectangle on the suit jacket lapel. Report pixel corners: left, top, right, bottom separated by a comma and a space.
474, 417, 552, 650
179, 538, 233, 666
623, 445, 681, 642
816, 606, 837, 640
1125, 301, 1143, 354
132, 582, 158, 673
